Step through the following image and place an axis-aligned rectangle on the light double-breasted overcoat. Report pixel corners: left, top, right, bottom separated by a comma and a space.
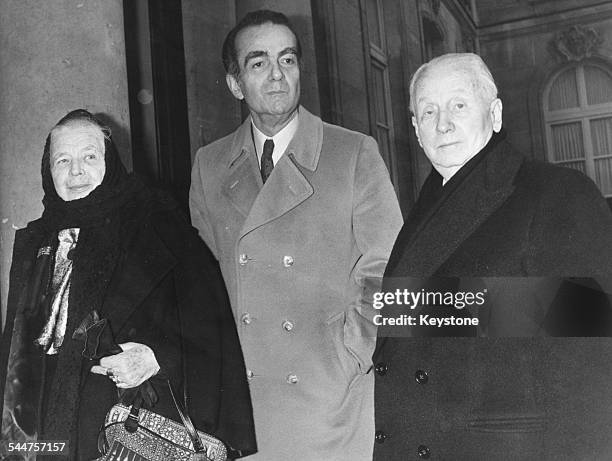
190, 107, 403, 460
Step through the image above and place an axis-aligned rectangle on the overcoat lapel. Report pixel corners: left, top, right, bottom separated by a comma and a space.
222, 147, 262, 218
237, 107, 322, 238
399, 140, 523, 277
240, 155, 314, 237
221, 120, 262, 218
101, 227, 176, 334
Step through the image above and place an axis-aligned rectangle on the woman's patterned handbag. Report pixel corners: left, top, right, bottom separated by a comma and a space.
97, 381, 227, 461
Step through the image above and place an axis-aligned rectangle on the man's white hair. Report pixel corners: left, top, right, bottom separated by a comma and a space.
409, 53, 498, 114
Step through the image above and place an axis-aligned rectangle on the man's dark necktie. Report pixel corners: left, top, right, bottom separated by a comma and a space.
260, 138, 274, 183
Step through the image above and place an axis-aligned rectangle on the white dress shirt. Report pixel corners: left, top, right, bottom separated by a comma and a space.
252, 112, 299, 167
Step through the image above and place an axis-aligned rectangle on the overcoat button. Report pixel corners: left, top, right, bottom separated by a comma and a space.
374, 430, 387, 444
417, 444, 431, 458
282, 320, 294, 331
283, 255, 294, 267
375, 362, 388, 376
415, 369, 429, 384
286, 374, 299, 384
241, 313, 252, 325
239, 253, 249, 265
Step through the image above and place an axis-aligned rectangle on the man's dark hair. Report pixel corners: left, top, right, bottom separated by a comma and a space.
222, 9, 302, 77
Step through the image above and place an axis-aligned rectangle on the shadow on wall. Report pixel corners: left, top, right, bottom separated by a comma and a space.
92, 111, 132, 172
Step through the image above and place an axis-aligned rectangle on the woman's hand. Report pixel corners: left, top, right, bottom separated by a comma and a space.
90, 342, 160, 388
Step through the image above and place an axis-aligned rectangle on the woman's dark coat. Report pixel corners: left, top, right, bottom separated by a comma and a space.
373, 136, 612, 460
0, 199, 256, 459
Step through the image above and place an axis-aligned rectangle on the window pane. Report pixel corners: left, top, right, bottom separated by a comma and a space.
366, 0, 381, 49
558, 161, 586, 174
594, 157, 612, 196
590, 117, 612, 157
551, 122, 584, 161
548, 68, 579, 110
584, 65, 612, 105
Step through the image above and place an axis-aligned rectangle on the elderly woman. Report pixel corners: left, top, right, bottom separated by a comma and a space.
0, 110, 256, 459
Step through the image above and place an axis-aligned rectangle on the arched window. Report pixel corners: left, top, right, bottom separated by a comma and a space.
543, 62, 612, 197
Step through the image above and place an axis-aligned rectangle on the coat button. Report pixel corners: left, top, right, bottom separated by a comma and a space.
374, 430, 387, 444
246, 369, 254, 380
241, 313, 252, 325
283, 255, 294, 267
417, 445, 431, 458
375, 362, 388, 376
239, 253, 249, 265
415, 369, 429, 384
282, 320, 294, 331
286, 374, 299, 384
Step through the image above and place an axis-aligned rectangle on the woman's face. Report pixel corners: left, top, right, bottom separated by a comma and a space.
50, 122, 106, 201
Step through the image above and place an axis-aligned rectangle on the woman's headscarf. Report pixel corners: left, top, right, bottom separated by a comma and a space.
39, 109, 132, 231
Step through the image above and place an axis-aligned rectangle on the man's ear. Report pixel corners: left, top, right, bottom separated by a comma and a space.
226, 74, 244, 100
411, 116, 423, 147
490, 98, 503, 133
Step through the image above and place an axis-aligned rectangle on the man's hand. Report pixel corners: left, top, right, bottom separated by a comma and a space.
91, 342, 160, 388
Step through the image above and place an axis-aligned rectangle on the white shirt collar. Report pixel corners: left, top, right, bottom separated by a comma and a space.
252, 112, 299, 166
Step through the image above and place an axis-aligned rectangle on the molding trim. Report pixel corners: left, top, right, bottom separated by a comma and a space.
479, 3, 612, 42
311, 0, 343, 125
552, 25, 603, 62
441, 0, 477, 33
123, 0, 192, 208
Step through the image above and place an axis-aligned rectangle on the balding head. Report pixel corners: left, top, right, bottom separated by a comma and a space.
409, 53, 498, 114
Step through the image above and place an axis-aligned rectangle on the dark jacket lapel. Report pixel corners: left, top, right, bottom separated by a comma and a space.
391, 137, 523, 277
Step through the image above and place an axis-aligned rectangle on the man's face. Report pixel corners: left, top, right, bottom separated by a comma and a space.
412, 66, 502, 177
50, 122, 106, 201
226, 23, 300, 128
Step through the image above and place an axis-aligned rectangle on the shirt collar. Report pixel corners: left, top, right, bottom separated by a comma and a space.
252, 111, 299, 165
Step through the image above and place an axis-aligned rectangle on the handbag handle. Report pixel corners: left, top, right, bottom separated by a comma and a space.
167, 379, 207, 453
116, 380, 208, 454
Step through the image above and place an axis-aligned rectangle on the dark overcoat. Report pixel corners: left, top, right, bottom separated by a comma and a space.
0, 200, 256, 459
373, 135, 612, 460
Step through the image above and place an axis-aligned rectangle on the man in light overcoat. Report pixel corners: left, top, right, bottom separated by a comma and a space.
189, 10, 403, 461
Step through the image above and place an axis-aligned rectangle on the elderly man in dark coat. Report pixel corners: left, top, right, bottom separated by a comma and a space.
373, 53, 612, 460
